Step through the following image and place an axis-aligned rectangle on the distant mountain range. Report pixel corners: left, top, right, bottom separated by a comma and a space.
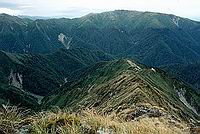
1, 10, 200, 132
1, 10, 200, 91
1, 10, 200, 66
18, 15, 52, 20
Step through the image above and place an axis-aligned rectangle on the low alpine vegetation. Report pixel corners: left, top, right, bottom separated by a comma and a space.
0, 105, 190, 134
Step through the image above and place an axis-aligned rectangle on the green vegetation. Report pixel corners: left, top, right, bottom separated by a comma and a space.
44, 59, 200, 123
162, 62, 200, 93
1, 11, 200, 91
0, 48, 112, 108
0, 10, 200, 94
1, 11, 200, 66
0, 83, 39, 109
1, 10, 200, 133
0, 58, 200, 133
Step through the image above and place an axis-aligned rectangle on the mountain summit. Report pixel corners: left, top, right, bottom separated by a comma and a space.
1, 10, 200, 66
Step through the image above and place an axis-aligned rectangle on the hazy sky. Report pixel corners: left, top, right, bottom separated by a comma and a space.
0, 0, 199, 20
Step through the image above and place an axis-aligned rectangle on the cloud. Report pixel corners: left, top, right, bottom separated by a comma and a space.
0, 2, 19, 9
0, 8, 22, 15
0, 0, 199, 20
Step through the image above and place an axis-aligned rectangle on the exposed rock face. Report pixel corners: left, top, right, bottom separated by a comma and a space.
172, 17, 180, 27
58, 33, 72, 49
127, 60, 141, 72
8, 70, 23, 89
177, 89, 199, 115
127, 106, 164, 120
151, 68, 156, 72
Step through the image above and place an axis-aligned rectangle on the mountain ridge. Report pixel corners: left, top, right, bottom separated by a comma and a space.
1, 10, 200, 133
0, 48, 113, 108
43, 59, 200, 123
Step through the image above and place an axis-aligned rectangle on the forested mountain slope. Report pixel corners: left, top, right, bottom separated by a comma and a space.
0, 48, 112, 107
1, 10, 200, 67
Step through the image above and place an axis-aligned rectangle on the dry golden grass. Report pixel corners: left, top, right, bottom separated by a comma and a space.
0, 105, 191, 134
0, 104, 29, 134
29, 109, 190, 134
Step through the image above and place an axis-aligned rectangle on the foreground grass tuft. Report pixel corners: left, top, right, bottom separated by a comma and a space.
0, 106, 190, 134
0, 104, 30, 133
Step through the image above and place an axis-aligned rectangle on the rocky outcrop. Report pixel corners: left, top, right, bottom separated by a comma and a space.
8, 70, 23, 89
127, 106, 164, 120
58, 33, 72, 49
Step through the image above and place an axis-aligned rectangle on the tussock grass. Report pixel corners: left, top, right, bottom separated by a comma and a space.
0, 106, 190, 134
30, 109, 189, 134
0, 104, 30, 133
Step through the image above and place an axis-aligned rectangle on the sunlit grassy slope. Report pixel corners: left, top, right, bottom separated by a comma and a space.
44, 59, 200, 123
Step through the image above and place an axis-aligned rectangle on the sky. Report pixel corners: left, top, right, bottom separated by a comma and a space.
0, 0, 199, 20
